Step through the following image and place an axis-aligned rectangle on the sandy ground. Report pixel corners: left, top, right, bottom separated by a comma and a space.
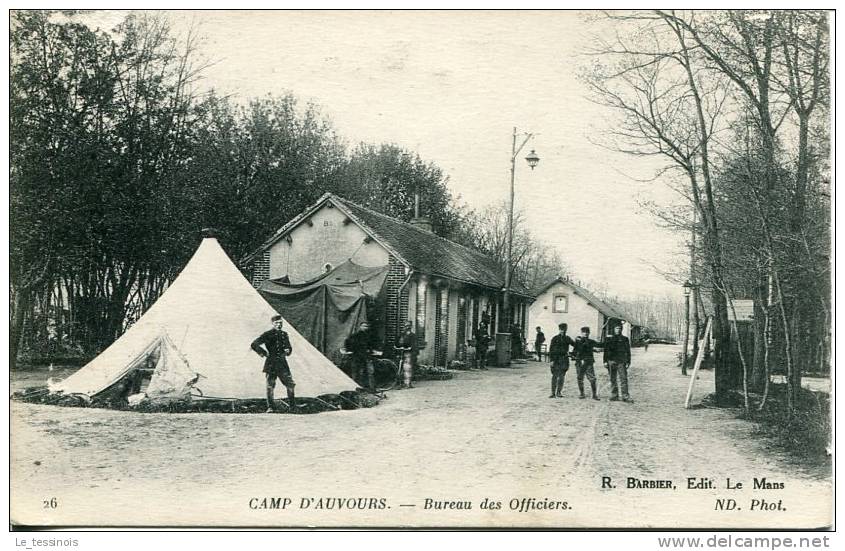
10, 345, 832, 528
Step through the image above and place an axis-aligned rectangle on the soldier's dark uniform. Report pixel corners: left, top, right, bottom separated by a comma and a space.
548, 328, 575, 397
572, 330, 603, 400
603, 330, 632, 402
534, 328, 546, 362
251, 327, 295, 410
345, 328, 376, 391
397, 327, 417, 388
474, 323, 491, 370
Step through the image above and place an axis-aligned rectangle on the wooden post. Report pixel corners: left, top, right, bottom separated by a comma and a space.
685, 317, 713, 409
682, 291, 690, 375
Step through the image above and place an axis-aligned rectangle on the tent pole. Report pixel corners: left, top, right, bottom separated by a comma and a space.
338, 393, 359, 409
314, 396, 340, 411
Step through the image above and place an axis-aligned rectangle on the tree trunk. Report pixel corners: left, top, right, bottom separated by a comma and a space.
790, 301, 802, 406
750, 274, 767, 391
712, 290, 733, 399
10, 288, 31, 369
758, 306, 771, 410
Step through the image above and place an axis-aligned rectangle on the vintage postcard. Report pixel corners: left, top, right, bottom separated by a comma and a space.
8, 9, 833, 529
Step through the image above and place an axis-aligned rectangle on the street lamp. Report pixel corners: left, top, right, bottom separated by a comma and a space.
499, 127, 539, 367
682, 279, 693, 376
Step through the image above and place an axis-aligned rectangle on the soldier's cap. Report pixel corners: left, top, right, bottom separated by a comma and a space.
271, 314, 283, 322
580, 326, 590, 333
558, 323, 568, 330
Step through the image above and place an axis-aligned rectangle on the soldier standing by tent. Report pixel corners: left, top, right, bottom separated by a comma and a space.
396, 321, 417, 389
572, 326, 602, 401
604, 324, 633, 403
548, 323, 575, 398
346, 321, 376, 392
251, 314, 296, 413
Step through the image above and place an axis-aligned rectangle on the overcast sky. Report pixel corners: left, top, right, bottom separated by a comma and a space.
86, 10, 690, 299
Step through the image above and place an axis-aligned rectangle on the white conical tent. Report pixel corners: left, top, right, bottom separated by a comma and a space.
52, 238, 357, 399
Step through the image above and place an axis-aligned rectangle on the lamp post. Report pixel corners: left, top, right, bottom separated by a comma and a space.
499, 127, 539, 367
682, 279, 693, 376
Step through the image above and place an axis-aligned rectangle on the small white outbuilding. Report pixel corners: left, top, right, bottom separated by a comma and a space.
527, 277, 641, 349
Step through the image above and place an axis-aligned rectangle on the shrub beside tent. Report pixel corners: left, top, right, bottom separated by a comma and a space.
44, 237, 359, 408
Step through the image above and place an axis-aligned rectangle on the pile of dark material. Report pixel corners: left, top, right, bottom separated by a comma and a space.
11, 386, 379, 414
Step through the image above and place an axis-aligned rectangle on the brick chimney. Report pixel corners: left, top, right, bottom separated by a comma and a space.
410, 191, 434, 232
410, 216, 433, 233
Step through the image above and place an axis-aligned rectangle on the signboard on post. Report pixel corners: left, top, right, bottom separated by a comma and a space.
727, 299, 755, 322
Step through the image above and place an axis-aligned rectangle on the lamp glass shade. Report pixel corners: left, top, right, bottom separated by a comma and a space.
525, 149, 540, 169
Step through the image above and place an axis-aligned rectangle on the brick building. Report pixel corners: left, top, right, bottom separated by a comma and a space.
243, 193, 532, 366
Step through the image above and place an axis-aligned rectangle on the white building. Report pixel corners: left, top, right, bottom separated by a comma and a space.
527, 277, 642, 348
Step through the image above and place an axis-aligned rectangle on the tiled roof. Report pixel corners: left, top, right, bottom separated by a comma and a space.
245, 193, 531, 296
335, 196, 532, 296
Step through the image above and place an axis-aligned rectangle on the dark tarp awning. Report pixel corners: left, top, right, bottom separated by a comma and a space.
258, 261, 390, 363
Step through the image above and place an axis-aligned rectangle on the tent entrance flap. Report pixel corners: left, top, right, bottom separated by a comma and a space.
146, 332, 197, 399
258, 261, 389, 361
83, 331, 198, 402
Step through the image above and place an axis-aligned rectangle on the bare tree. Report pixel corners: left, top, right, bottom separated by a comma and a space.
458, 201, 572, 292
583, 10, 736, 400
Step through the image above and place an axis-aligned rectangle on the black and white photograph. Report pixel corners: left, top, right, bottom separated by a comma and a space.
7, 8, 834, 531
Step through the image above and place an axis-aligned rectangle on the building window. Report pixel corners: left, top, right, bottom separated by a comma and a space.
552, 294, 569, 313
415, 278, 427, 344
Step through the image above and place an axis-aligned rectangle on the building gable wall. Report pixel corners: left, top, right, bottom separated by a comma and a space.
265, 203, 390, 283
528, 281, 603, 343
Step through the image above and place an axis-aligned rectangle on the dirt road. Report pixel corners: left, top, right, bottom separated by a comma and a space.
10, 344, 831, 528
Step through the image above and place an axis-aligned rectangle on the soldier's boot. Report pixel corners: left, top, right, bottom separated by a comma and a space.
590, 380, 599, 400
265, 387, 275, 413
287, 387, 296, 411
577, 380, 586, 399
549, 376, 557, 398
555, 375, 564, 397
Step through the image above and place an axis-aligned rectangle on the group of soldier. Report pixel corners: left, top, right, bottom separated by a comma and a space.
249, 314, 633, 413
542, 323, 633, 402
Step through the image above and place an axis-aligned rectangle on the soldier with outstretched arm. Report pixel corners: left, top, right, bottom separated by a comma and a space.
251, 314, 295, 413
571, 326, 603, 401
